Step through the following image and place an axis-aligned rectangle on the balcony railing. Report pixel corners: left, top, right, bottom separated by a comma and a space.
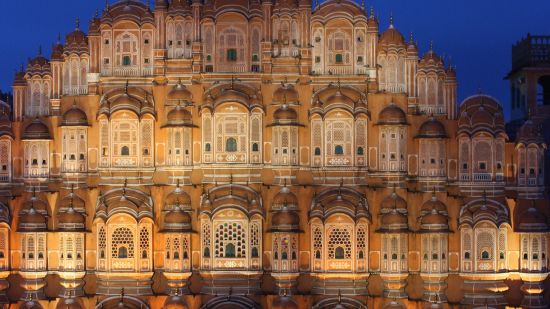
472, 173, 492, 182
63, 85, 88, 96
102, 66, 153, 77
216, 64, 247, 73
419, 105, 447, 115
512, 35, 550, 71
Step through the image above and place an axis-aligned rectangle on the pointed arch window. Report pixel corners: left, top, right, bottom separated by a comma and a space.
226, 138, 237, 152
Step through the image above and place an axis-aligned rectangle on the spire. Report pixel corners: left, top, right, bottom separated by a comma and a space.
57, 32, 61, 44
389, 12, 394, 29
38, 45, 42, 56
75, 17, 80, 30
409, 32, 414, 44
370, 6, 374, 19
429, 40, 434, 52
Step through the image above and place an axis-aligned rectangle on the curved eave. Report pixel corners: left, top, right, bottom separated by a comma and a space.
161, 123, 198, 129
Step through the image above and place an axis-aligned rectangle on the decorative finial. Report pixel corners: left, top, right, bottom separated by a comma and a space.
361, 0, 365, 10
57, 32, 61, 43
38, 45, 42, 55
105, 0, 109, 10
389, 12, 394, 28
430, 40, 433, 51
95, 9, 99, 18
75, 17, 80, 30
409, 32, 414, 44
370, 6, 374, 18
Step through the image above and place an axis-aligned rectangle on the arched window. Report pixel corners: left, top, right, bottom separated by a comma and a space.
335, 145, 344, 155
121, 146, 130, 156
225, 243, 235, 257
481, 250, 490, 259
315, 250, 321, 259
335, 247, 345, 259
204, 247, 210, 258
226, 138, 237, 152
357, 147, 364, 155
315, 147, 321, 156
252, 247, 258, 258
118, 246, 128, 258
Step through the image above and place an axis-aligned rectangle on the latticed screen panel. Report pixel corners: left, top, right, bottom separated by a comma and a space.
214, 222, 246, 258
327, 226, 352, 259
111, 227, 135, 259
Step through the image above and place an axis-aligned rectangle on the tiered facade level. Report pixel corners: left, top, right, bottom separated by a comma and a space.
1, 0, 549, 308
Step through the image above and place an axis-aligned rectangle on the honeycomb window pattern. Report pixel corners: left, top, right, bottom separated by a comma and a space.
327, 226, 352, 259
214, 222, 246, 258
111, 227, 135, 259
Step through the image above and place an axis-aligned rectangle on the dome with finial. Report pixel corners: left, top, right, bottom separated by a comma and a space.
272, 294, 299, 309
419, 42, 444, 68
62, 102, 89, 127
378, 189, 409, 232
27, 47, 51, 76
168, 0, 192, 16
516, 200, 550, 233
379, 15, 406, 47
458, 94, 505, 135
18, 191, 49, 232
162, 182, 193, 232
419, 194, 449, 232
516, 119, 546, 146
167, 80, 193, 103
57, 187, 86, 231
14, 65, 27, 86
64, 18, 89, 55
21, 300, 43, 309
101, 0, 154, 26
164, 104, 194, 128
56, 297, 84, 309
273, 83, 299, 105
163, 293, 189, 309
416, 117, 447, 138
377, 102, 407, 125
382, 300, 406, 309
271, 186, 300, 232
272, 104, 299, 124
22, 118, 51, 140
51, 36, 65, 61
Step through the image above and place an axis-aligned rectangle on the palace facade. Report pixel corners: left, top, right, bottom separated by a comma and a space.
1, 0, 549, 308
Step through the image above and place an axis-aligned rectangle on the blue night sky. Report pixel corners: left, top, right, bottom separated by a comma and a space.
0, 0, 549, 119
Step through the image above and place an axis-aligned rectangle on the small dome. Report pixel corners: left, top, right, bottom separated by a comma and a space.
272, 295, 299, 309
56, 297, 83, 309
51, 42, 64, 61
165, 104, 193, 127
377, 103, 407, 125
470, 107, 494, 126
379, 24, 406, 47
62, 104, 88, 126
419, 49, 443, 67
163, 294, 189, 309
58, 207, 85, 226
273, 105, 298, 121
165, 206, 192, 225
21, 300, 43, 309
18, 205, 48, 232
383, 301, 406, 309
273, 85, 299, 105
272, 186, 298, 207
272, 207, 300, 228
167, 81, 192, 103
381, 209, 408, 226
112, 92, 142, 107
22, 118, 51, 140
517, 119, 545, 145
420, 209, 448, 226
517, 201, 550, 232
325, 89, 356, 107
421, 195, 447, 213
417, 117, 447, 138
381, 191, 407, 210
